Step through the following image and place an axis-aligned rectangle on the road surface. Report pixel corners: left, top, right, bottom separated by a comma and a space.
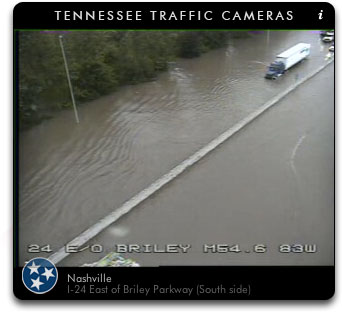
61, 62, 334, 266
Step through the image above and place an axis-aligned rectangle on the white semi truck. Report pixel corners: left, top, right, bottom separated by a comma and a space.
265, 43, 310, 79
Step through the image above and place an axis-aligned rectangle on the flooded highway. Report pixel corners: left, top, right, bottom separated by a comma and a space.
19, 31, 334, 265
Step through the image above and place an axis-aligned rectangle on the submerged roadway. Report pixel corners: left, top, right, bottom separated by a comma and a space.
61, 62, 334, 267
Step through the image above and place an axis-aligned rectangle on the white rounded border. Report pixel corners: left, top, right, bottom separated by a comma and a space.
21, 257, 58, 295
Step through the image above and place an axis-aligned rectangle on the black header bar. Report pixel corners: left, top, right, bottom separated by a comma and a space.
14, 2, 334, 30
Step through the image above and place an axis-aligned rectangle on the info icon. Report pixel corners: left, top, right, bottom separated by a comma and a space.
22, 257, 58, 294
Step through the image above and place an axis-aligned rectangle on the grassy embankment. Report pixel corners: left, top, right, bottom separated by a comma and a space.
18, 31, 249, 129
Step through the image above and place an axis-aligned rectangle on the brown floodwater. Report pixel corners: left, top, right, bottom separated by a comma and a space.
18, 31, 333, 265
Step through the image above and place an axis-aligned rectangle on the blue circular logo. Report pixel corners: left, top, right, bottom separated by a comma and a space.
22, 257, 58, 294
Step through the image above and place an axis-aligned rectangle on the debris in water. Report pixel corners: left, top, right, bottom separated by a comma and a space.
82, 252, 140, 267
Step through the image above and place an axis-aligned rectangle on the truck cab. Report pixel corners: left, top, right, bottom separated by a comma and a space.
265, 61, 285, 79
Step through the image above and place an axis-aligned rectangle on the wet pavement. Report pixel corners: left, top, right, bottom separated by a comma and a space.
61, 63, 334, 266
18, 31, 334, 265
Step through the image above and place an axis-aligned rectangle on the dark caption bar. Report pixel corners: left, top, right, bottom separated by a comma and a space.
13, 2, 334, 29
14, 266, 334, 300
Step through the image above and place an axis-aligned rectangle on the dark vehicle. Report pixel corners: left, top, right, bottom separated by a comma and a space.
265, 43, 310, 80
265, 61, 286, 80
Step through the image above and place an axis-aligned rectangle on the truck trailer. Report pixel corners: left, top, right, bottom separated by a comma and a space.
265, 43, 310, 79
